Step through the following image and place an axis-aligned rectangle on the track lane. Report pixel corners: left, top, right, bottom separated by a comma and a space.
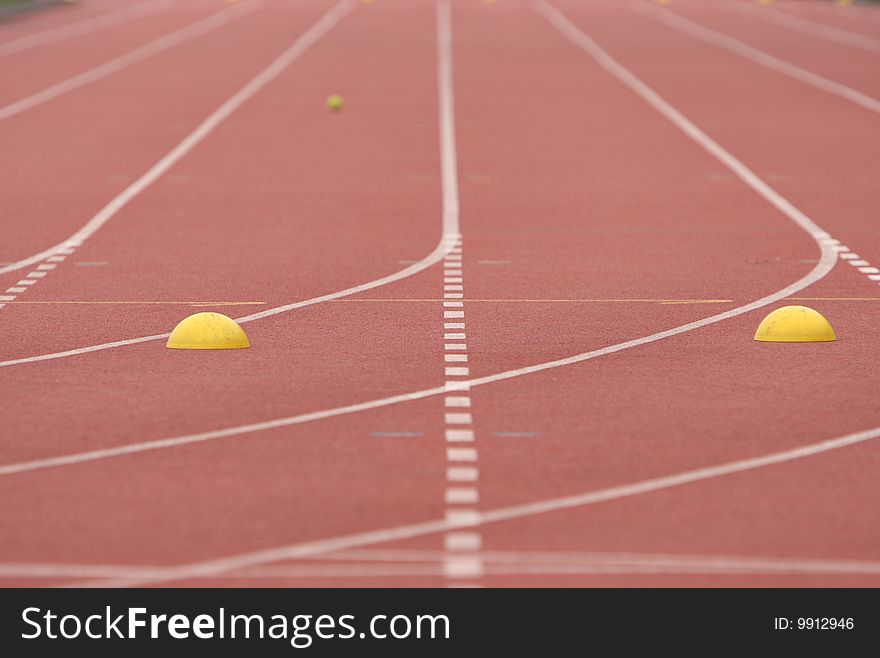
0, 0, 345, 272
653, 0, 880, 98
0, 1, 229, 107
0, 0, 446, 464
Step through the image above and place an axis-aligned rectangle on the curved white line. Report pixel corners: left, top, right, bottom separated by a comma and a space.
634, 2, 880, 115
0, 0, 461, 368
79, 422, 880, 587
0, 0, 842, 476
0, 1, 260, 123
0, 0, 358, 279
0, 0, 174, 57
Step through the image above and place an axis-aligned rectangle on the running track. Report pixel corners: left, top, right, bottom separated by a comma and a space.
1, 0, 878, 587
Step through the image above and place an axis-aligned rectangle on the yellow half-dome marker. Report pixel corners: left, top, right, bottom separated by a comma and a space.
754, 305, 836, 343
166, 312, 250, 350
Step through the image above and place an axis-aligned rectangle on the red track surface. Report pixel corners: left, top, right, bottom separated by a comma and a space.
0, 0, 878, 587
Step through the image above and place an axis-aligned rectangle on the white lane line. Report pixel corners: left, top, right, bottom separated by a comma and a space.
0, 1, 260, 123
322, 547, 880, 573
0, 0, 845, 476
80, 423, 880, 587
11, 552, 880, 580
0, 0, 173, 57
723, 1, 880, 53
859, 267, 879, 274
444, 366, 469, 376
634, 2, 880, 115
437, 204, 483, 586
0, 0, 358, 279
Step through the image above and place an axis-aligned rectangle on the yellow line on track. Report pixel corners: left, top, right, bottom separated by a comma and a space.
1, 301, 266, 306
330, 298, 735, 304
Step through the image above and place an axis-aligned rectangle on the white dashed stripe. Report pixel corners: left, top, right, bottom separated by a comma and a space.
444, 532, 482, 551
1, 249, 78, 314
445, 429, 475, 442
435, 191, 483, 585
822, 241, 880, 287
447, 448, 477, 462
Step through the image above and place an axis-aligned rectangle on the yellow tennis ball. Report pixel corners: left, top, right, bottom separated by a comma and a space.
326, 95, 343, 112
